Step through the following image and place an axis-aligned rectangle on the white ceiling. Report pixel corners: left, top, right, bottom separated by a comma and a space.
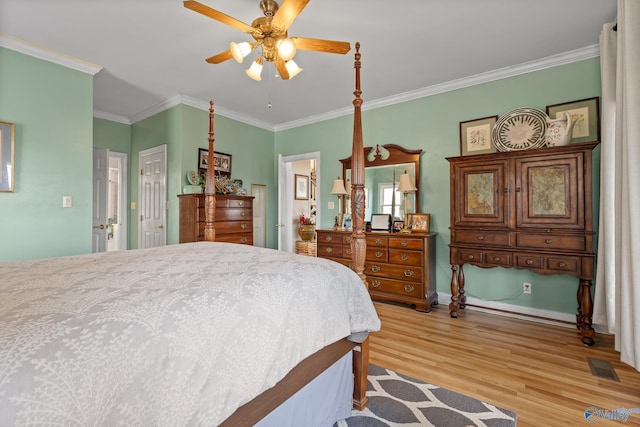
0, 0, 616, 130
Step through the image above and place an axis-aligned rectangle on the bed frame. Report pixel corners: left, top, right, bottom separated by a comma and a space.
203, 43, 370, 421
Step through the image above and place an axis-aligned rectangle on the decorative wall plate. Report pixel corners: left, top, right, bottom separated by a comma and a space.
492, 108, 548, 151
186, 170, 199, 185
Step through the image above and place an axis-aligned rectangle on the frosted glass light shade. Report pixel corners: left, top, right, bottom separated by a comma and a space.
330, 177, 347, 195
284, 60, 303, 79
230, 41, 252, 63
398, 172, 417, 193
245, 58, 263, 81
276, 38, 297, 61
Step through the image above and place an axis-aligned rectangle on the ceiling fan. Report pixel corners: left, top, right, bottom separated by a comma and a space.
184, 0, 351, 80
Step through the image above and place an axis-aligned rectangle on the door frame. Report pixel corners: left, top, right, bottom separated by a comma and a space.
278, 151, 320, 252
109, 151, 128, 251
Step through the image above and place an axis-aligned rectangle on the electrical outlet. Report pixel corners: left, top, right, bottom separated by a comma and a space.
523, 282, 532, 294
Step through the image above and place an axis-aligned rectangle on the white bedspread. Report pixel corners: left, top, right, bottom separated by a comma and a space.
0, 242, 380, 426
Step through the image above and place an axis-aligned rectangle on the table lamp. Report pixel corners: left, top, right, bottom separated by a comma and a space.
330, 177, 348, 230
397, 171, 417, 233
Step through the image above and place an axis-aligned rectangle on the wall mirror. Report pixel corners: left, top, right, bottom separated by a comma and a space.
340, 144, 422, 222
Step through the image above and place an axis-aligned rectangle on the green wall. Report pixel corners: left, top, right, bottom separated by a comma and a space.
275, 58, 602, 316
0, 47, 94, 261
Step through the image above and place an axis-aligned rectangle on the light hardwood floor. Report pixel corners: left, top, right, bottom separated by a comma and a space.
368, 301, 640, 427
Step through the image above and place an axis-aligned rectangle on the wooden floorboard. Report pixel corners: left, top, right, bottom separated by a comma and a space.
369, 301, 640, 427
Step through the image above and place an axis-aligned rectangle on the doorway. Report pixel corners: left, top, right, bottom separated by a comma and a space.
92, 149, 128, 253
277, 151, 320, 253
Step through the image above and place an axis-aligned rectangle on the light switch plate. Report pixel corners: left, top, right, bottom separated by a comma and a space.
63, 196, 72, 208
328, 201, 335, 209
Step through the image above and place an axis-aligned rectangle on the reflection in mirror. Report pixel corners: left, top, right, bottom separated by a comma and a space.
340, 144, 422, 223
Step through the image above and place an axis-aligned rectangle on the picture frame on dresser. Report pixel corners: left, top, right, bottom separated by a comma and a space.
459, 115, 498, 156
370, 214, 391, 232
0, 121, 15, 192
198, 148, 232, 177
407, 213, 430, 232
546, 97, 600, 144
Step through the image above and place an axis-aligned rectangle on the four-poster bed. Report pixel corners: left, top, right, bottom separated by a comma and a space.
0, 44, 376, 425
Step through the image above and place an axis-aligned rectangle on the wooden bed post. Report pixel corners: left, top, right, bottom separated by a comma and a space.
350, 42, 370, 411
204, 101, 216, 242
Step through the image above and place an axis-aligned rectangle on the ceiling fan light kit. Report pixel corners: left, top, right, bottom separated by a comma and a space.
184, 0, 351, 81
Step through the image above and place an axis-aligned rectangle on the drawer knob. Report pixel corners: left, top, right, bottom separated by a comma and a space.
401, 254, 409, 261
375, 251, 383, 258
401, 241, 408, 247
239, 201, 244, 206
375, 239, 383, 245
325, 236, 333, 241
559, 262, 566, 268
545, 239, 552, 244
346, 237, 351, 243
494, 256, 501, 262
526, 259, 533, 265
326, 247, 333, 253
404, 269, 414, 277
241, 223, 247, 229
346, 249, 352, 255
371, 265, 381, 273
371, 280, 381, 288
403, 285, 415, 293
240, 237, 247, 243
468, 255, 475, 260
477, 236, 484, 241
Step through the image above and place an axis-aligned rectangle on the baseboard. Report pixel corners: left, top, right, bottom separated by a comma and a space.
437, 292, 608, 333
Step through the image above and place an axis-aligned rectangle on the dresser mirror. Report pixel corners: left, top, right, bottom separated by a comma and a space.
340, 144, 422, 222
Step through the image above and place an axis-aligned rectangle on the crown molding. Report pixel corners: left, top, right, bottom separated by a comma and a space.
93, 110, 131, 125
0, 33, 102, 75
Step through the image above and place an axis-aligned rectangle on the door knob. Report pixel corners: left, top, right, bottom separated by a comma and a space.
155, 224, 164, 229
93, 224, 105, 230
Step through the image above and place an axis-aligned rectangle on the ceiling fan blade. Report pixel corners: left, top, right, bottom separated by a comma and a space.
271, 0, 310, 32
293, 37, 351, 55
206, 50, 233, 64
184, 0, 255, 33
275, 59, 290, 80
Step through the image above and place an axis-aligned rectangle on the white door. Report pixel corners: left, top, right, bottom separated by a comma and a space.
107, 152, 128, 251
92, 149, 109, 252
138, 145, 167, 248
277, 152, 320, 252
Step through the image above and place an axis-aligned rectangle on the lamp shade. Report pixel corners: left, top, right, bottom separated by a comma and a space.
398, 171, 417, 193
230, 41, 252, 63
245, 57, 263, 81
330, 177, 347, 195
276, 38, 297, 61
284, 59, 303, 79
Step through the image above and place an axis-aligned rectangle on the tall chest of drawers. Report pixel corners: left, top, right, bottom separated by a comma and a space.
316, 230, 437, 312
178, 194, 254, 245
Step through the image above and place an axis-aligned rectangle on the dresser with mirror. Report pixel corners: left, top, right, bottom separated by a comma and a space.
317, 144, 438, 312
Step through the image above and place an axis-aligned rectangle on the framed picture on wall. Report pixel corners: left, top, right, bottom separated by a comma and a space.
0, 121, 15, 192
198, 148, 232, 177
295, 174, 309, 200
459, 115, 498, 156
546, 97, 600, 144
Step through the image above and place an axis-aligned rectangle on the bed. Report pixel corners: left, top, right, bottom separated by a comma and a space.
0, 44, 373, 426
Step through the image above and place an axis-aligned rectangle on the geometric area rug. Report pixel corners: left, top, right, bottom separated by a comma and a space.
335, 364, 517, 427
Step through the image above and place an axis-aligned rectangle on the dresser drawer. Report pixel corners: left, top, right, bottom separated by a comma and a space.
216, 208, 252, 221
458, 249, 484, 264
215, 220, 252, 234
317, 243, 342, 258
366, 235, 388, 248
342, 235, 353, 245
547, 256, 579, 273
369, 277, 423, 299
389, 249, 422, 266
365, 262, 422, 283
516, 233, 586, 251
366, 247, 388, 262
215, 198, 252, 208
318, 233, 340, 244
215, 234, 253, 245
389, 237, 423, 250
455, 230, 510, 246
484, 251, 512, 267
516, 255, 544, 269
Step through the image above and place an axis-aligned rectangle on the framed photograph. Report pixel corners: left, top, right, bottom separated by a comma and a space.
393, 220, 404, 233
546, 97, 600, 144
0, 121, 15, 192
294, 174, 309, 200
406, 213, 430, 232
370, 214, 391, 232
198, 148, 232, 177
459, 115, 498, 156
341, 213, 353, 231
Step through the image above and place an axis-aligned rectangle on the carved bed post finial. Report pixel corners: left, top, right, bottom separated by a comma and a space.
350, 42, 367, 288
204, 100, 216, 242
